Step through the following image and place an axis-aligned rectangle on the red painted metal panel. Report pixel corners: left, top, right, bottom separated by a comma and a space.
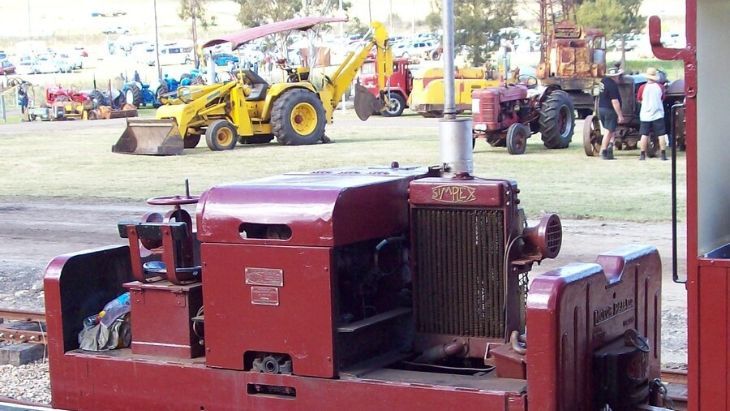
196, 169, 422, 246
526, 245, 662, 410
409, 177, 513, 207
124, 281, 204, 358
696, 262, 729, 409
649, 3, 700, 408
202, 243, 336, 377
52, 352, 523, 411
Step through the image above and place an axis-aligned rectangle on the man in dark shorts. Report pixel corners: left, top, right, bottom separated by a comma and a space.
597, 66, 625, 160
637, 67, 668, 160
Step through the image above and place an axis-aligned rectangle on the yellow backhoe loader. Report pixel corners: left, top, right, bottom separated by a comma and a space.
113, 17, 393, 155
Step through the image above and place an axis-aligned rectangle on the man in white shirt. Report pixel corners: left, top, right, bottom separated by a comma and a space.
637, 67, 668, 161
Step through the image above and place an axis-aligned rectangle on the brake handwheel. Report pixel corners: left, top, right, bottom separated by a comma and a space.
147, 195, 199, 207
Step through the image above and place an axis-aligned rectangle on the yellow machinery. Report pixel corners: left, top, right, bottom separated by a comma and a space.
113, 18, 392, 155
408, 67, 499, 117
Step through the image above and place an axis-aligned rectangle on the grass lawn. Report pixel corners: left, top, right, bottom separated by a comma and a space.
0, 111, 685, 222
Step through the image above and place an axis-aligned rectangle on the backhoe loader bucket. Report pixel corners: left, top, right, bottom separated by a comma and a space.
354, 84, 384, 121
112, 119, 184, 156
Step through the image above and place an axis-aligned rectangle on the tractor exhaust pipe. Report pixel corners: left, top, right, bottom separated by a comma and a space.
439, 0, 473, 175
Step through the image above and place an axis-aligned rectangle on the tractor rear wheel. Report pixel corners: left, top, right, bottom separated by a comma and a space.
382, 93, 406, 117
184, 134, 201, 148
506, 123, 529, 155
582, 115, 602, 156
205, 120, 238, 151
124, 84, 143, 107
272, 89, 326, 145
540, 90, 575, 149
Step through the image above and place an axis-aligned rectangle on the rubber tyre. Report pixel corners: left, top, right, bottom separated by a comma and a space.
506, 123, 529, 155
272, 89, 326, 145
205, 120, 238, 151
240, 135, 275, 144
89, 90, 106, 107
540, 90, 575, 149
156, 84, 169, 105
124, 84, 143, 107
184, 134, 201, 148
582, 115, 602, 156
382, 93, 406, 117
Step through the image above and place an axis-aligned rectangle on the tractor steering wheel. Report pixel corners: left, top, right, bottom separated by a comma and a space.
518, 75, 539, 89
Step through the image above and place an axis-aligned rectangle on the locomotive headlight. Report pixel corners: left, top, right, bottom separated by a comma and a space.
474, 123, 487, 131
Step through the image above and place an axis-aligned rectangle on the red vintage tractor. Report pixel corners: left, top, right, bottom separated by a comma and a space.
44, 86, 93, 120
471, 77, 576, 154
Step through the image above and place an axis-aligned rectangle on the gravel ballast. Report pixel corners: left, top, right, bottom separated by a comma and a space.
0, 360, 51, 405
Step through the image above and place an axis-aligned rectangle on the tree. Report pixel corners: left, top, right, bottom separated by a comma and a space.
426, 0, 516, 67
576, 0, 643, 65
179, 0, 215, 69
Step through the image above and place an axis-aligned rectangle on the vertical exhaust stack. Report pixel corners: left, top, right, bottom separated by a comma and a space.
439, 0, 473, 176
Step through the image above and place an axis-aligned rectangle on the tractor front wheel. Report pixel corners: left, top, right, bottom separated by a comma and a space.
540, 90, 575, 149
582, 115, 602, 156
205, 120, 238, 151
382, 93, 406, 117
184, 134, 201, 149
506, 123, 529, 155
272, 89, 326, 145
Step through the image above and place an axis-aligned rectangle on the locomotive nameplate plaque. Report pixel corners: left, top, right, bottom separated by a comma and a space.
431, 185, 477, 203
245, 267, 284, 287
250, 286, 280, 306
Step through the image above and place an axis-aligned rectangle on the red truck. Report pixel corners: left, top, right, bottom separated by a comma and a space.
359, 57, 412, 117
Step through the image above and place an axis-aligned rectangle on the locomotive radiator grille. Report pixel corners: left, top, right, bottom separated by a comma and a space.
412, 208, 505, 338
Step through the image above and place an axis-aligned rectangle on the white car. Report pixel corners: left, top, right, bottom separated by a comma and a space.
391, 43, 410, 58
404, 40, 438, 59
54, 55, 74, 73
35, 56, 59, 73
15, 57, 38, 75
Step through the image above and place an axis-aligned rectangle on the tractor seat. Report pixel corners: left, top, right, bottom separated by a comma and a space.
240, 69, 269, 101
143, 260, 202, 277
246, 83, 269, 101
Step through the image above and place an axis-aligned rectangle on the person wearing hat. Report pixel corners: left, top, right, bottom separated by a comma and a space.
597, 65, 625, 160
637, 67, 668, 161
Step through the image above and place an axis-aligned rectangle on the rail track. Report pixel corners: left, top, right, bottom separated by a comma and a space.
0, 309, 47, 346
0, 309, 688, 409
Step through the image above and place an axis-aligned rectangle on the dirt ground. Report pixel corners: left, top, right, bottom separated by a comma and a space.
0, 198, 688, 365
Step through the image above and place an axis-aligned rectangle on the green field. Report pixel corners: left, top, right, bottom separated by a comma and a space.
0, 112, 685, 222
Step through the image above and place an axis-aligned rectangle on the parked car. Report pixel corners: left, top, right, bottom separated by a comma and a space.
392, 42, 410, 57
74, 47, 89, 58
0, 50, 7, 60
403, 40, 438, 59
148, 43, 194, 66
35, 55, 60, 73
212, 53, 239, 67
15, 56, 38, 75
0, 59, 16, 75
55, 54, 74, 73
